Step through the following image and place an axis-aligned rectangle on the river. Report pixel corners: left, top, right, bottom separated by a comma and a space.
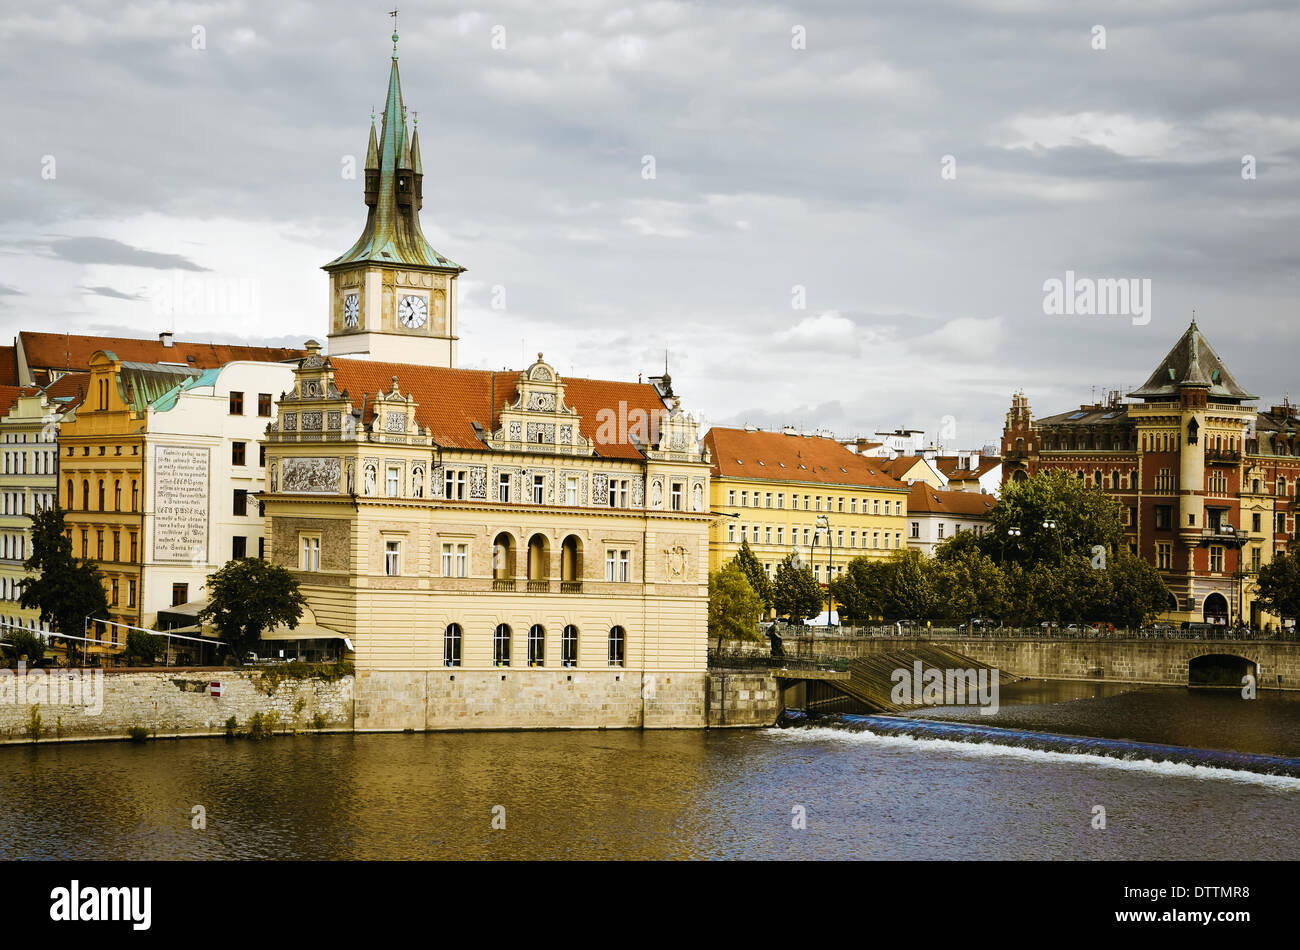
1, 681, 1296, 860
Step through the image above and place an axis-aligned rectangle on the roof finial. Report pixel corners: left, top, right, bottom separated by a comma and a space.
1191, 307, 1197, 329
390, 8, 399, 58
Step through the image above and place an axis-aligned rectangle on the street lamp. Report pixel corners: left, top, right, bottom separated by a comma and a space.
1001, 526, 1022, 564
1042, 519, 1063, 561
815, 515, 833, 637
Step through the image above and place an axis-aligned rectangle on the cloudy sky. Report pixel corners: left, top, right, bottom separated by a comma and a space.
2, 0, 1297, 449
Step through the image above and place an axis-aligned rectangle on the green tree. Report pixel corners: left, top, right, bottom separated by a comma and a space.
731, 538, 773, 612
1, 627, 48, 666
878, 549, 939, 621
123, 629, 166, 666
829, 556, 885, 623
198, 559, 307, 662
1104, 551, 1173, 628
985, 470, 1123, 566
1256, 546, 1300, 628
773, 553, 824, 623
18, 504, 109, 659
930, 546, 1006, 624
708, 563, 764, 649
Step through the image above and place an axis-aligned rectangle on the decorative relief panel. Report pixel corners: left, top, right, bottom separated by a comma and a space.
526, 422, 555, 444
283, 412, 298, 430
282, 456, 340, 494
327, 411, 342, 430
508, 421, 522, 442
691, 479, 705, 512
560, 470, 588, 506
591, 473, 609, 506
301, 411, 323, 432
363, 459, 378, 496
649, 476, 664, 509
559, 424, 573, 444
411, 464, 425, 498
385, 412, 406, 434
469, 465, 488, 500
430, 464, 444, 499
632, 475, 645, 508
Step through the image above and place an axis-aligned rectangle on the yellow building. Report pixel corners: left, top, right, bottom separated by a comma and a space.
703, 427, 910, 584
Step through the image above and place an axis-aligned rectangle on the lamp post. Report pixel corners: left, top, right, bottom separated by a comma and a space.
815, 515, 833, 637
1001, 526, 1022, 564
1042, 519, 1063, 561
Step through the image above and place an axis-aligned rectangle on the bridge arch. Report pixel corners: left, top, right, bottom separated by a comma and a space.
1188, 652, 1256, 688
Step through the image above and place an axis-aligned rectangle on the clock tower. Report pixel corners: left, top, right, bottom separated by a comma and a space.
324, 27, 465, 367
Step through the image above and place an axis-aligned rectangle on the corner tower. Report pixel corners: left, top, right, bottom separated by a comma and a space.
324, 27, 466, 367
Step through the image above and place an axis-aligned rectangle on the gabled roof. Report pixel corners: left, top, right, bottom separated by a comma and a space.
19, 332, 302, 377
1129, 320, 1256, 402
329, 359, 669, 460
41, 371, 90, 410
907, 483, 997, 516
703, 427, 906, 490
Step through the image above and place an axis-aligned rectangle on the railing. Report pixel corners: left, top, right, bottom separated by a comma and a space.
708, 649, 848, 672
492, 578, 516, 592
526, 580, 550, 593
766, 622, 1298, 642
560, 581, 583, 594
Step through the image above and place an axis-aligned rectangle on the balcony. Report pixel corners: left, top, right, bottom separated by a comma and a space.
492, 578, 516, 592
526, 580, 550, 594
560, 581, 583, 594
1205, 448, 1241, 464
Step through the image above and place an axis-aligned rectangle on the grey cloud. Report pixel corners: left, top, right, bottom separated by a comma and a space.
42, 237, 209, 271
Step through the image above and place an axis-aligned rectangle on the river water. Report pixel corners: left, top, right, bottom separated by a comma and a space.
1, 681, 1297, 860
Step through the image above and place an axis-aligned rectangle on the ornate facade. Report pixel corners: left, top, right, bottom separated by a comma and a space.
1003, 320, 1299, 629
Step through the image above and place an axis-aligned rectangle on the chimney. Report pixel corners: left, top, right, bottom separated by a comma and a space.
159, 331, 174, 348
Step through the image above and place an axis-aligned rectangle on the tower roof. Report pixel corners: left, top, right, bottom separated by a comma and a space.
1128, 320, 1256, 402
325, 32, 463, 274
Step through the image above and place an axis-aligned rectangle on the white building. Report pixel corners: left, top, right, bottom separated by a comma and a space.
905, 484, 996, 556
140, 361, 295, 626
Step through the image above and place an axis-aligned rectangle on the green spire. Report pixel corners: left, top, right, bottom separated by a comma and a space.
364, 115, 379, 170
324, 35, 462, 274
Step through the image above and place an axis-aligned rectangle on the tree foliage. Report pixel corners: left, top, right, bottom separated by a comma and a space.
1256, 546, 1300, 625
982, 470, 1123, 565
18, 504, 109, 655
731, 538, 773, 611
773, 553, 824, 623
708, 563, 764, 648
198, 559, 307, 662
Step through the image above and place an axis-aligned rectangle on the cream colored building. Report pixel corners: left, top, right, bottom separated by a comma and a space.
703, 427, 910, 584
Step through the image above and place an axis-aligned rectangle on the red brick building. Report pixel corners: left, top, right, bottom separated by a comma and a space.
1002, 320, 1298, 629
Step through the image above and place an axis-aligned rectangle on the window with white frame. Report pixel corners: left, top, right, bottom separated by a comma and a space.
605, 549, 631, 582
444, 469, 467, 500
565, 475, 579, 506
384, 539, 402, 576
498, 472, 511, 503
532, 474, 546, 505
609, 478, 629, 508
386, 465, 401, 498
441, 542, 468, 577
299, 534, 321, 571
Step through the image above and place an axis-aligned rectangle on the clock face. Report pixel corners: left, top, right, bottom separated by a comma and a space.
398, 295, 428, 329
343, 294, 360, 328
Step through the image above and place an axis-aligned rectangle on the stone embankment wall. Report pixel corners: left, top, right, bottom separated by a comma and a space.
0, 668, 354, 743
0, 667, 784, 743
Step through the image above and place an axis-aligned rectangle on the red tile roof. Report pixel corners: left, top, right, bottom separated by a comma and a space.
19, 332, 302, 377
934, 455, 1002, 479
0, 347, 18, 386
329, 359, 671, 460
907, 483, 997, 516
42, 372, 90, 411
704, 427, 906, 490
0, 385, 27, 415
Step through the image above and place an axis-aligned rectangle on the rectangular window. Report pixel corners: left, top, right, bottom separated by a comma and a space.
258, 537, 265, 559
765, 493, 772, 508
130, 533, 138, 562
229, 391, 244, 415
300, 535, 320, 572
532, 474, 545, 505
386, 466, 401, 498
127, 579, 136, 607
498, 472, 511, 503
727, 490, 735, 506
259, 445, 266, 467
445, 470, 467, 500
1251, 547, 1261, 572
740, 491, 747, 507
233, 489, 248, 517
609, 479, 629, 508
1157, 543, 1172, 570
81, 530, 88, 558
670, 481, 683, 511
1210, 546, 1224, 573
113, 532, 120, 562
764, 525, 772, 543
873, 531, 880, 548
605, 549, 631, 582
777, 494, 784, 509
258, 393, 272, 417
96, 530, 104, 560
727, 522, 735, 543
1154, 505, 1172, 531
938, 523, 945, 539
872, 499, 880, 515
1253, 513, 1262, 533
776, 526, 784, 544
910, 522, 920, 539
850, 530, 856, 547
566, 476, 579, 506
850, 498, 857, 514
172, 583, 188, 606
110, 578, 119, 607
231, 441, 246, 466
232, 536, 246, 559
441, 543, 468, 578
384, 540, 401, 576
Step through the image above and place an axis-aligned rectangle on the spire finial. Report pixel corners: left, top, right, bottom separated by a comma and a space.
1191, 308, 1197, 328
390, 8, 399, 58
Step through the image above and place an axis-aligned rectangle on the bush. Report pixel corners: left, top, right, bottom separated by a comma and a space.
224, 715, 238, 739
127, 725, 149, 743
4, 629, 47, 667
26, 704, 42, 741
122, 630, 166, 667
246, 711, 270, 740
311, 712, 327, 730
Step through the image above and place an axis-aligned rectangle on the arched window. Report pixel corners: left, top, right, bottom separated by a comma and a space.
528, 624, 545, 667
560, 535, 582, 590
97, 479, 105, 510
492, 532, 515, 585
1111, 471, 1119, 491
443, 623, 462, 668
561, 624, 578, 668
527, 534, 549, 588
493, 624, 511, 667
66, 480, 74, 509
81, 480, 90, 509
114, 479, 121, 511
608, 626, 625, 668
